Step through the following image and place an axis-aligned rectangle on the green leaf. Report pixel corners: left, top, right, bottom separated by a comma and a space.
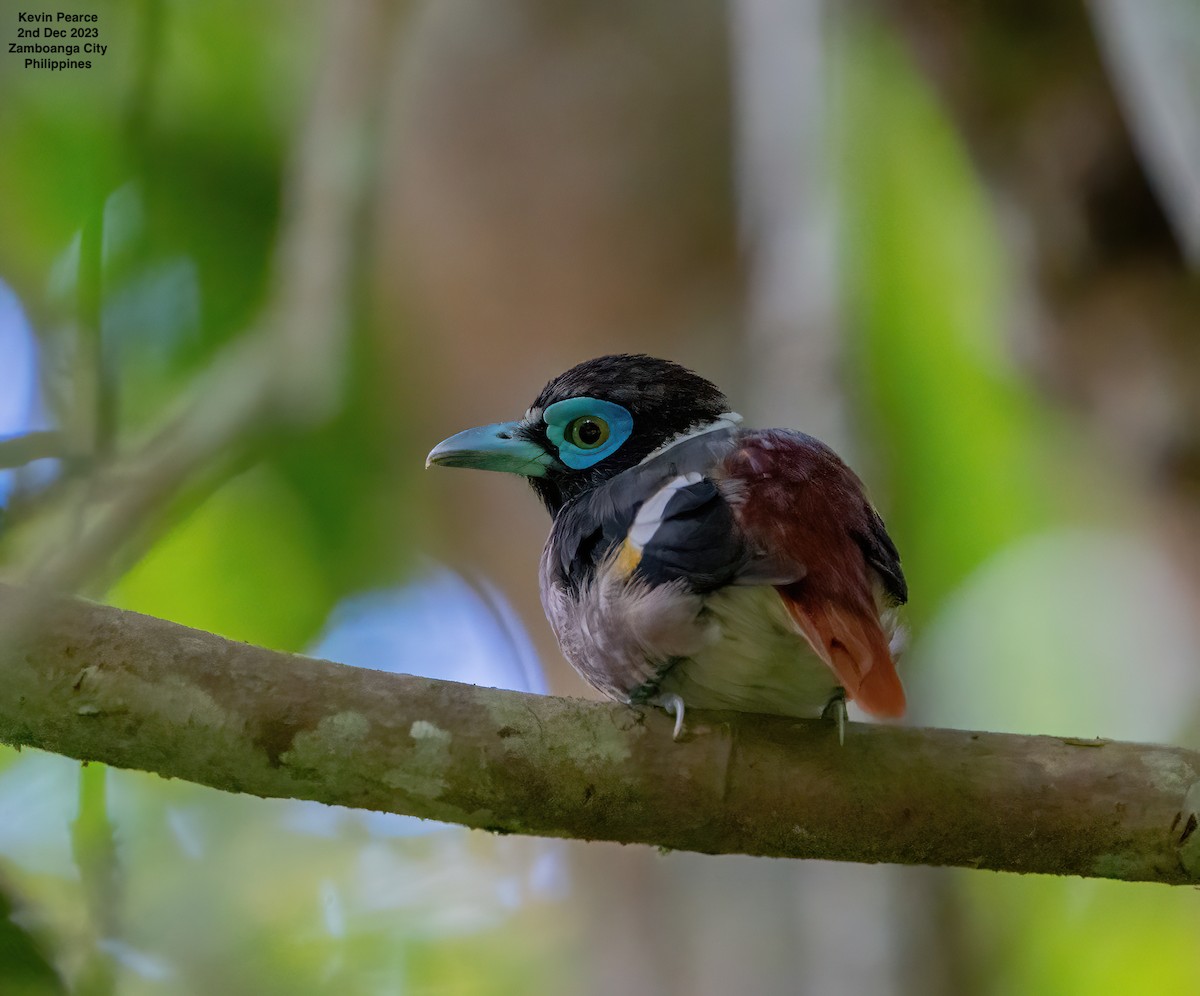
840, 23, 1062, 614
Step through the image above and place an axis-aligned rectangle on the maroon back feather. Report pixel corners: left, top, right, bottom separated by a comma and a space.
721, 430, 906, 718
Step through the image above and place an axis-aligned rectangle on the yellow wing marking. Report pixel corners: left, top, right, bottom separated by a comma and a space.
612, 537, 643, 578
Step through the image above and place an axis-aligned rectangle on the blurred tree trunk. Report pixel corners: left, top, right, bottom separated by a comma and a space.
378, 3, 740, 994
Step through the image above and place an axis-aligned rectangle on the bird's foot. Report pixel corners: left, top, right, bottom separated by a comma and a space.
821, 687, 848, 746
650, 693, 687, 741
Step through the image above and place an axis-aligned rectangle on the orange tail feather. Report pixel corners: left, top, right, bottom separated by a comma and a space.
780, 596, 906, 718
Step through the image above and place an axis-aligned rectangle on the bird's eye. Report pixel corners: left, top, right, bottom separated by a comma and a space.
566, 416, 610, 450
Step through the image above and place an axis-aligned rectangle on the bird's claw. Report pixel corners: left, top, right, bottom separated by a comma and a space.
651, 693, 687, 741
821, 687, 847, 746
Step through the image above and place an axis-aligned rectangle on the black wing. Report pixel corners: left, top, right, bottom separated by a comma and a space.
851, 505, 908, 605
628, 476, 750, 593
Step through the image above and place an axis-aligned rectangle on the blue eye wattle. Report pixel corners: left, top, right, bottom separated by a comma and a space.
543, 397, 633, 469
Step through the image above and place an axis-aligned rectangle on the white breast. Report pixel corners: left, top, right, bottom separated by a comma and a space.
546, 560, 838, 716
655, 585, 838, 718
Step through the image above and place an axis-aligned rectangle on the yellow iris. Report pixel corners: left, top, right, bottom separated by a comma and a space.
565, 416, 610, 449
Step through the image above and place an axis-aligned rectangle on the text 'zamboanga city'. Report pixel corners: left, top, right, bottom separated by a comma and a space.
10, 9, 107, 69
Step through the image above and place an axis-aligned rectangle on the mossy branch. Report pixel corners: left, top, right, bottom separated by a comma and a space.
1, 583, 1198, 885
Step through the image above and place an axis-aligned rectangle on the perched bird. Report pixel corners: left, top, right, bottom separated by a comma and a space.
427, 354, 907, 739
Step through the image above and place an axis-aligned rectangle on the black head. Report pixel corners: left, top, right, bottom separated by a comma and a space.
427, 354, 735, 515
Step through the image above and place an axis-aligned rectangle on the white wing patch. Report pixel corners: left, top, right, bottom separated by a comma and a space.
628, 472, 704, 551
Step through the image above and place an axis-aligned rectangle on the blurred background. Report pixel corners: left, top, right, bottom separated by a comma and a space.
2, 0, 1199, 992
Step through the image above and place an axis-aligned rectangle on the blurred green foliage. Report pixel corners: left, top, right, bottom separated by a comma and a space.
842, 21, 1200, 996
842, 24, 1062, 616
0, 881, 64, 995
110, 467, 331, 648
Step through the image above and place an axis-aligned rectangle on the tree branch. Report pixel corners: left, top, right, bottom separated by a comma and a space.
1, 582, 1197, 884
0, 431, 74, 470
